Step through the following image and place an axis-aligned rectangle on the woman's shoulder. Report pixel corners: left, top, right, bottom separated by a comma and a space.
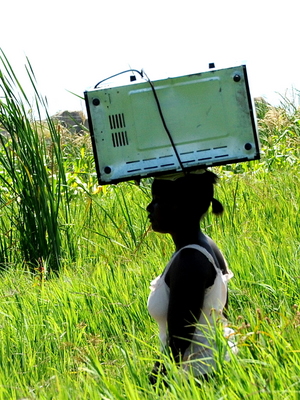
174, 237, 228, 274
202, 236, 228, 274
165, 246, 216, 288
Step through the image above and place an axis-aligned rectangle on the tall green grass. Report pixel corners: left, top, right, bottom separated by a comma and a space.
0, 50, 77, 272
0, 51, 299, 398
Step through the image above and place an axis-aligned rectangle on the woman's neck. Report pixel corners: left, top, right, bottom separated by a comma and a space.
170, 226, 205, 251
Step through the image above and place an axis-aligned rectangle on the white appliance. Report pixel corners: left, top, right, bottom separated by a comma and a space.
84, 65, 259, 184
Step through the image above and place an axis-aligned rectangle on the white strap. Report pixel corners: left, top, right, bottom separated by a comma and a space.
176, 244, 219, 273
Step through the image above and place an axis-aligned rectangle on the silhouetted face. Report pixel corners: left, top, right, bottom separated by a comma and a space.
146, 179, 178, 233
146, 174, 214, 233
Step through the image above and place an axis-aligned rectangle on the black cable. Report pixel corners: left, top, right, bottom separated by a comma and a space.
94, 69, 186, 174
142, 71, 186, 174
94, 69, 143, 88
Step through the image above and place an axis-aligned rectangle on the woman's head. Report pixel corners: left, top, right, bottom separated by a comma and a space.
146, 170, 223, 233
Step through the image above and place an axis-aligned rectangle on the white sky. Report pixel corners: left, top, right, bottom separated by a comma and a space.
1, 0, 299, 116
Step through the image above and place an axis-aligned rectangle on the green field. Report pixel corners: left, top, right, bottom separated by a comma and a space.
0, 51, 299, 399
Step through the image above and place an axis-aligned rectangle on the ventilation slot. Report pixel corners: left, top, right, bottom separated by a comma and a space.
213, 145, 228, 158
195, 146, 229, 160
112, 131, 129, 147
109, 113, 126, 130
109, 113, 129, 147
159, 155, 175, 168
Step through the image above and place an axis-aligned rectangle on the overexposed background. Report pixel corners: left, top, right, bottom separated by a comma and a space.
1, 0, 299, 116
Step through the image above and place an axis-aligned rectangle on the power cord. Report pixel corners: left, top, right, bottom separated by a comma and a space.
94, 69, 144, 88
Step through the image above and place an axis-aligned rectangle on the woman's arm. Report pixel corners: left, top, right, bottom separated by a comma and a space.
166, 248, 216, 363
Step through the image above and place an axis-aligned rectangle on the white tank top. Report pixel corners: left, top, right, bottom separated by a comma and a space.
147, 244, 235, 376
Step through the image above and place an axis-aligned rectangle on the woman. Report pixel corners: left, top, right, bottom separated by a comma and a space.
147, 170, 236, 383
